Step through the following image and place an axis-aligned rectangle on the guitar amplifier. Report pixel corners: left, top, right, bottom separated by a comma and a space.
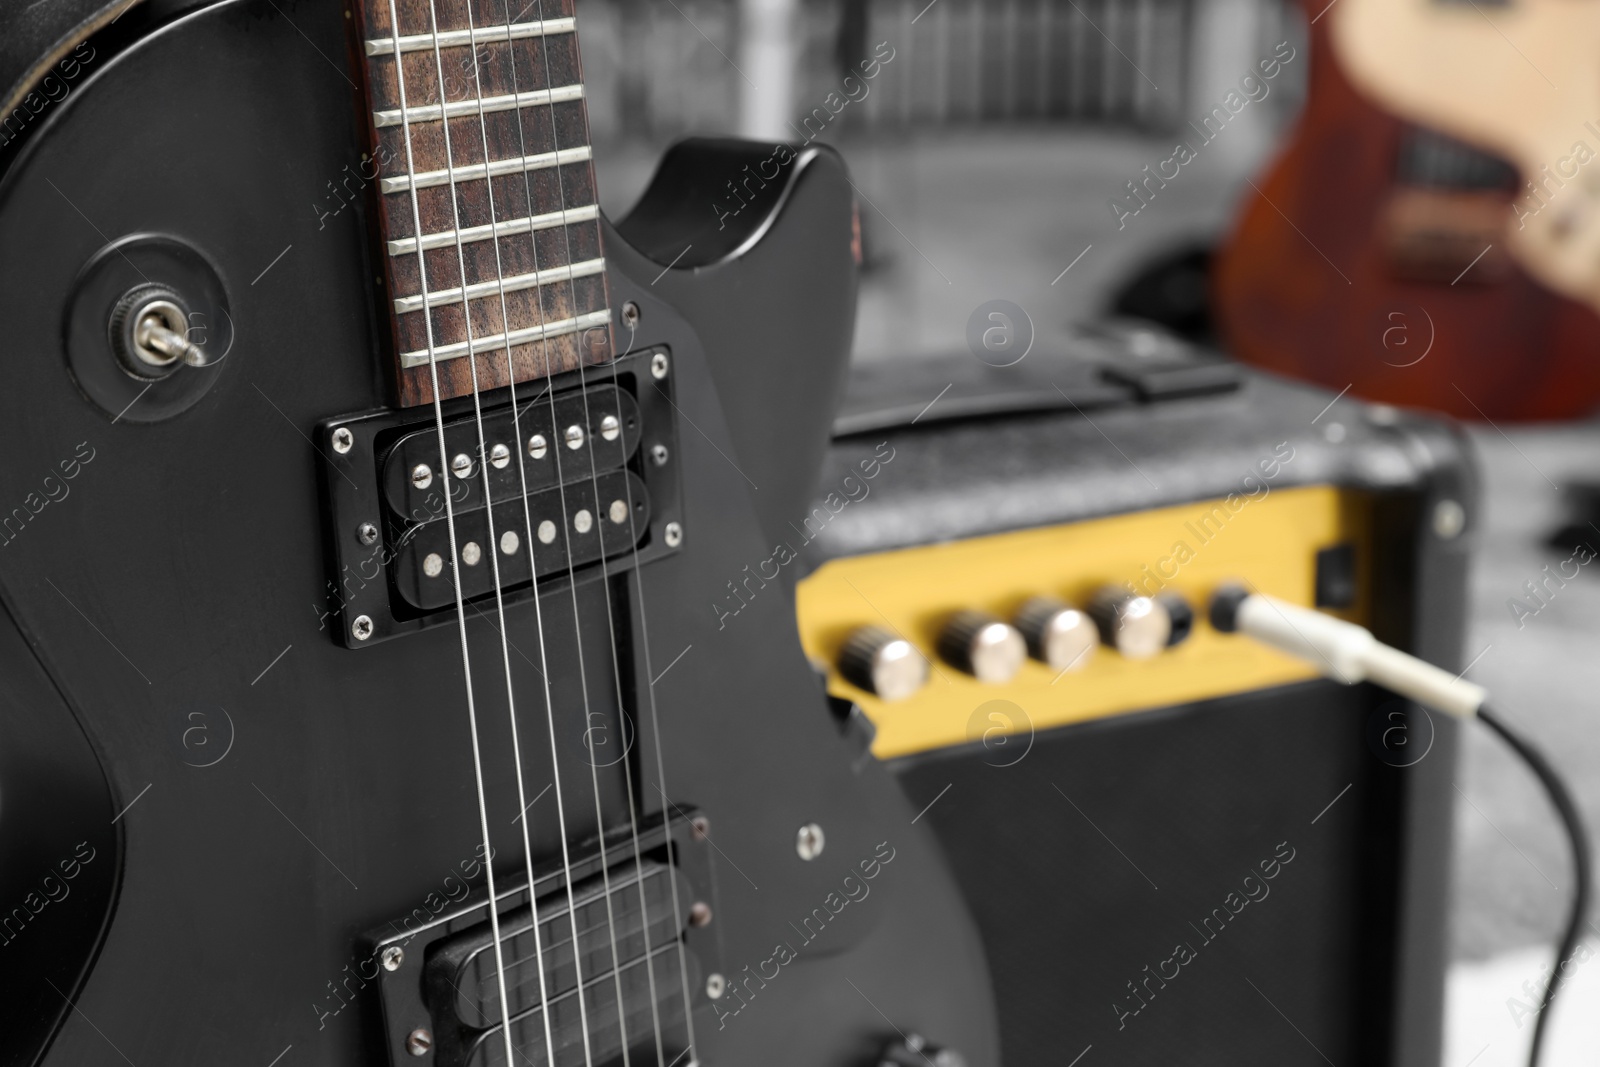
792, 326, 1474, 1067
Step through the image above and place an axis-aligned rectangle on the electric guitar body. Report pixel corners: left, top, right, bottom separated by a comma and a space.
1212, 0, 1600, 421
0, 3, 998, 1066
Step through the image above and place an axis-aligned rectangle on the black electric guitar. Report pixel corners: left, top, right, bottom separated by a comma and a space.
0, 3, 998, 1065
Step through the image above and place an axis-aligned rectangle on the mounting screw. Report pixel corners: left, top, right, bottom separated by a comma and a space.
406, 1028, 432, 1057
690, 815, 711, 841
356, 522, 379, 546
622, 301, 641, 328
796, 823, 825, 861
331, 427, 354, 454
381, 945, 405, 972
352, 615, 374, 642
650, 444, 669, 467
664, 521, 683, 548
1433, 499, 1466, 540
651, 351, 669, 380
689, 901, 713, 927
705, 973, 725, 1000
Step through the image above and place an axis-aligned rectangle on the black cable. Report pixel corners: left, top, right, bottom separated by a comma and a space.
1476, 704, 1592, 1067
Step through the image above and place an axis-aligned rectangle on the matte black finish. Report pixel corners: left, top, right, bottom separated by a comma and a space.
0, 5, 997, 1066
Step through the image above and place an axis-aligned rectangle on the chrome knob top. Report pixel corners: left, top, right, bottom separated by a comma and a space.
938, 610, 1027, 684
1087, 589, 1172, 659
1012, 596, 1098, 673
838, 626, 929, 702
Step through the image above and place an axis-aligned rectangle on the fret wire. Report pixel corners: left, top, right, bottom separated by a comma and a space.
373, 84, 585, 128
394, 257, 607, 314
364, 17, 576, 56
398, 309, 612, 368
387, 204, 600, 256
379, 145, 593, 193
379, 146, 592, 194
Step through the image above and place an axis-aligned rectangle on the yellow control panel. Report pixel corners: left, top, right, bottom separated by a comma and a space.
795, 485, 1369, 759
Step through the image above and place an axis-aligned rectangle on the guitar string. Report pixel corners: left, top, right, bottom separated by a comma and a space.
495, 2, 644, 1061
589, 251, 702, 1065
524, 2, 677, 1062
487, 2, 630, 1064
445, 3, 566, 1063
381, 5, 521, 1067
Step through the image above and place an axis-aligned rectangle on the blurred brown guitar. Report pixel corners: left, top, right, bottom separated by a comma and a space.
1214, 0, 1600, 421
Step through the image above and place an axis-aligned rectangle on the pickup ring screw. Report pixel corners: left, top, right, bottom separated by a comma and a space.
796, 823, 825, 861
689, 901, 713, 927
651, 351, 669, 380
331, 427, 354, 454
622, 301, 641, 328
705, 973, 725, 1000
664, 521, 683, 547
691, 815, 711, 840
650, 444, 669, 467
406, 1028, 432, 1057
411, 464, 433, 490
381, 946, 405, 971
352, 615, 374, 642
356, 522, 379, 546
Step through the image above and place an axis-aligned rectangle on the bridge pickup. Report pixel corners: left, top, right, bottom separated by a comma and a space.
380, 385, 642, 522
366, 812, 712, 1067
392, 469, 651, 612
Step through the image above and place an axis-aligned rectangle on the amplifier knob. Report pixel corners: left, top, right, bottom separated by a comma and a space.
938, 610, 1026, 684
1087, 589, 1172, 659
839, 626, 929, 701
1012, 597, 1097, 673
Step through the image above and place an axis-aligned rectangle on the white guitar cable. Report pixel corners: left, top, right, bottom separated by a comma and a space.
1209, 586, 1591, 1067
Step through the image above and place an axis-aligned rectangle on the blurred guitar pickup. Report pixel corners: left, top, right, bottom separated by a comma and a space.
367, 811, 711, 1067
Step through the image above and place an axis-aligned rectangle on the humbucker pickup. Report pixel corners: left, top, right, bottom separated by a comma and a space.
316, 348, 683, 647
366, 812, 713, 1067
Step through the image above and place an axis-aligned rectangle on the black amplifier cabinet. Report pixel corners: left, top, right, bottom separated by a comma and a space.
792, 326, 1475, 1067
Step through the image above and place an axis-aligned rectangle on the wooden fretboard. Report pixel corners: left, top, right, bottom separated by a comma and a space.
351, 0, 613, 408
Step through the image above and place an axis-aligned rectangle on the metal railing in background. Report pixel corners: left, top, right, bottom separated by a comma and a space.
579, 0, 1203, 142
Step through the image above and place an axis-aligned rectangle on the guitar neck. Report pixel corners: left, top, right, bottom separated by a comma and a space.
351, 0, 614, 408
